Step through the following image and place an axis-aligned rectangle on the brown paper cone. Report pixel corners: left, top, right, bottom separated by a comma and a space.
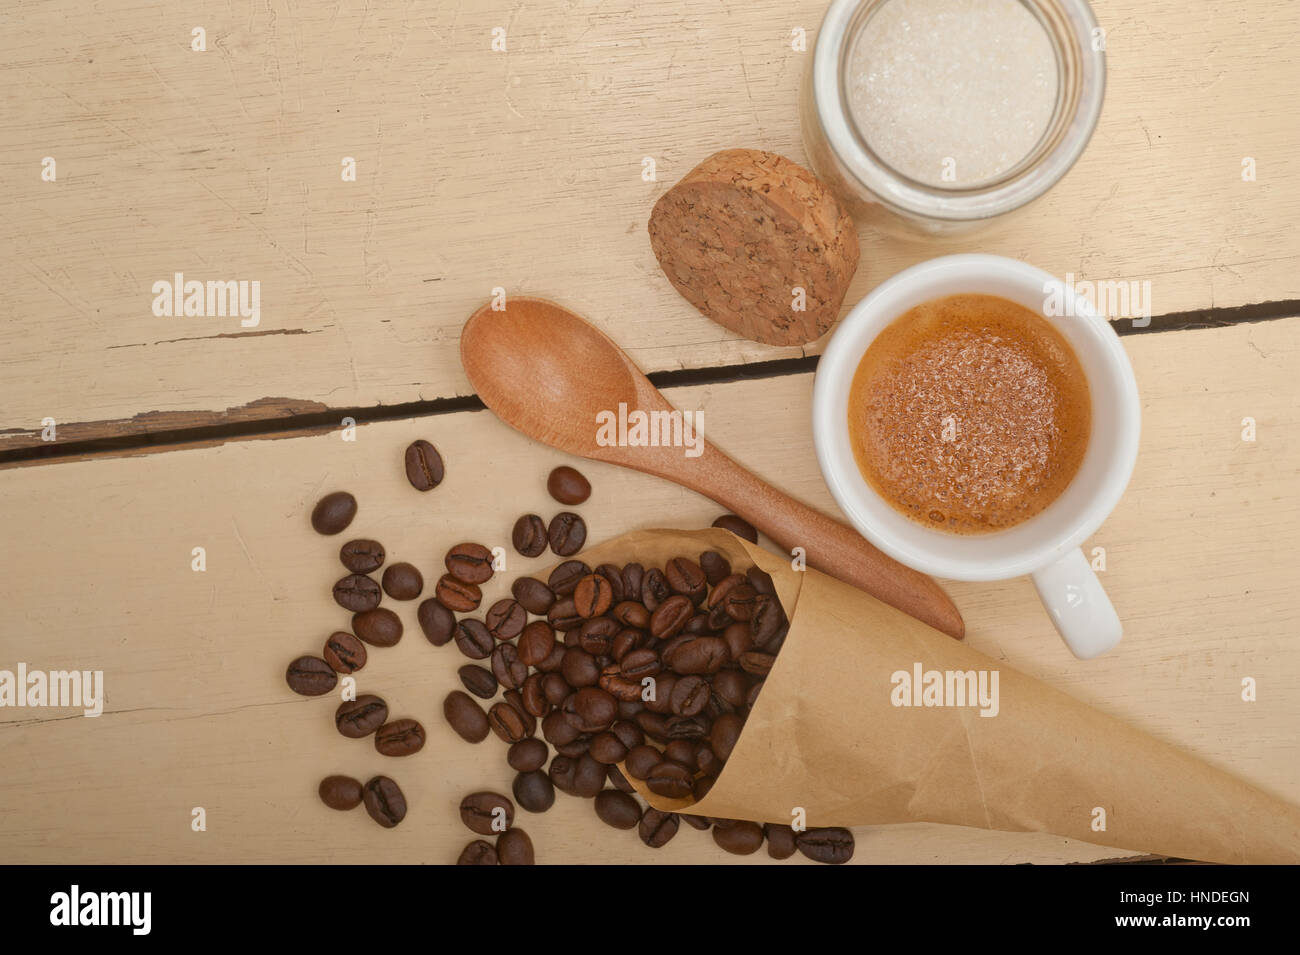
554, 528, 1300, 864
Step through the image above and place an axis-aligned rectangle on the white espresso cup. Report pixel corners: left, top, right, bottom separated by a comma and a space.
812, 254, 1140, 659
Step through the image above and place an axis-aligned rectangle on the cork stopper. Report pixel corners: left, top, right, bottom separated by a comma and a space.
647, 149, 860, 347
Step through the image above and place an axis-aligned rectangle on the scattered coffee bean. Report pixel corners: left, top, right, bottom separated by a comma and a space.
646, 761, 694, 798
404, 440, 444, 491
381, 562, 423, 600
796, 827, 855, 864
335, 694, 388, 739
511, 514, 548, 558
512, 577, 555, 614
594, 789, 641, 830
712, 513, 758, 543
374, 718, 426, 756
444, 690, 490, 743
547, 512, 587, 557
457, 840, 497, 864
453, 619, 494, 659
333, 574, 381, 613
517, 620, 557, 667
339, 538, 385, 574
362, 776, 406, 828
458, 665, 498, 700
285, 656, 337, 696
573, 574, 613, 618
699, 550, 731, 585
548, 560, 590, 596
713, 820, 764, 855
318, 775, 363, 810
446, 543, 494, 585
507, 738, 549, 773
417, 598, 456, 646
513, 770, 556, 813
638, 808, 680, 848
352, 607, 403, 647
547, 465, 591, 505
460, 791, 514, 835
765, 823, 798, 860
488, 701, 531, 743
436, 574, 481, 612
312, 491, 357, 535
323, 631, 367, 674
485, 598, 527, 641
491, 643, 529, 691
497, 828, 535, 865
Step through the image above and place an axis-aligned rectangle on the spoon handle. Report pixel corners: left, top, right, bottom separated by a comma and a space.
689, 445, 965, 639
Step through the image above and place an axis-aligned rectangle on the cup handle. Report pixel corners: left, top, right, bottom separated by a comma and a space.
1030, 548, 1122, 659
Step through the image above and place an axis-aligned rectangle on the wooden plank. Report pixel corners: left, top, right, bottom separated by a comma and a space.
0, 319, 1295, 863
1, 0, 1298, 451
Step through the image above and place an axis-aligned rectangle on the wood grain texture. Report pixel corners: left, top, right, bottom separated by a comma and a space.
1, 0, 1298, 449
0, 319, 1295, 863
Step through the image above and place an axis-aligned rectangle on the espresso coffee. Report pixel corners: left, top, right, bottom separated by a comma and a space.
848, 294, 1091, 534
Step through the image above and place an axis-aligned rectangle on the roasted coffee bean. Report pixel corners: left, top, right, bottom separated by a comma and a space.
508, 738, 549, 773
739, 651, 775, 676
457, 840, 498, 865
649, 594, 694, 639
460, 791, 515, 835
333, 573, 381, 612
699, 550, 731, 585
404, 439, 444, 491
665, 557, 707, 603
619, 647, 661, 680
312, 491, 357, 535
746, 565, 777, 596
417, 598, 456, 646
436, 574, 481, 612
520, 673, 550, 717
611, 720, 644, 751
547, 465, 592, 505
547, 560, 590, 596
375, 718, 425, 756
453, 619, 493, 659
485, 598, 526, 641
712, 513, 758, 543
599, 665, 643, 703
589, 730, 629, 764
497, 828, 535, 866
511, 578, 555, 616
536, 642, 567, 673
681, 813, 712, 832
644, 673, 677, 715
663, 739, 698, 770
707, 573, 745, 608
713, 668, 749, 708
572, 754, 606, 798
444, 690, 491, 743
458, 664, 498, 699
746, 679, 764, 709
491, 643, 529, 691
323, 631, 367, 674
542, 710, 581, 747
362, 775, 407, 828
542, 672, 571, 707
723, 583, 759, 622
639, 808, 681, 848
513, 770, 556, 813
750, 593, 784, 644
721, 622, 754, 663
286, 656, 337, 696
713, 820, 764, 855
489, 701, 531, 743
335, 694, 388, 738
547, 512, 587, 556
706, 602, 733, 631
711, 712, 744, 762
573, 574, 613, 618
560, 648, 600, 688
340, 538, 385, 574
578, 617, 619, 655
621, 563, 645, 601
381, 562, 424, 600
665, 635, 729, 674
548, 755, 579, 795
608, 764, 635, 793
797, 827, 855, 865
593, 564, 625, 602
765, 823, 799, 860
610, 601, 650, 629
446, 543, 494, 585
547, 597, 583, 631
509, 624, 551, 670
696, 744, 722, 777
641, 568, 670, 611
610, 628, 645, 662
511, 514, 548, 558
669, 675, 710, 717
318, 775, 363, 810
564, 687, 617, 734
666, 715, 709, 740
594, 789, 641, 830
646, 761, 694, 798
624, 744, 662, 780
352, 608, 403, 647
553, 735, 593, 758
504, 688, 534, 730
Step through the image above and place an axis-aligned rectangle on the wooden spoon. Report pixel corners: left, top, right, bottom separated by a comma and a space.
460, 297, 964, 639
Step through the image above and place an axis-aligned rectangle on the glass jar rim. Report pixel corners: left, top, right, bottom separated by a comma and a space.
812, 0, 1106, 222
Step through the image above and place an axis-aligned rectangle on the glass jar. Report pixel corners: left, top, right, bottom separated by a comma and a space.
802, 0, 1106, 236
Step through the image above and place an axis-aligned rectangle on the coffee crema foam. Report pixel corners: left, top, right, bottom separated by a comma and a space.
848, 294, 1091, 534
